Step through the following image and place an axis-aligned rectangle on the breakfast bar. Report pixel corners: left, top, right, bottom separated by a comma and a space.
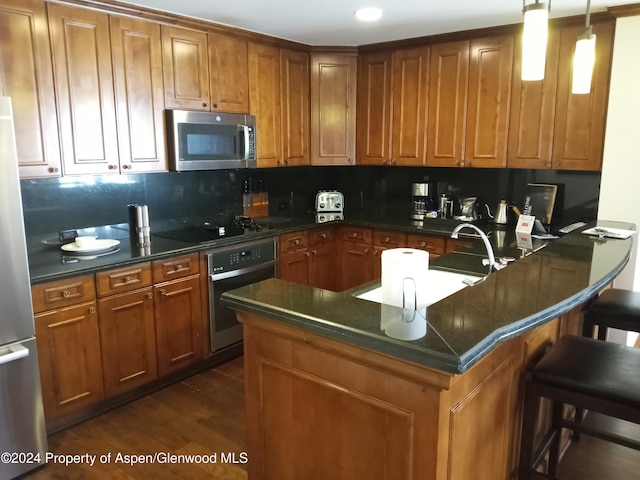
222, 222, 634, 480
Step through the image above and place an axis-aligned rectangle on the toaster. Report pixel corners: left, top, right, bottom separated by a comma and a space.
315, 191, 344, 213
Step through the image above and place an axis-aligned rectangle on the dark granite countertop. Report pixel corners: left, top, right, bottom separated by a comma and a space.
221, 220, 635, 374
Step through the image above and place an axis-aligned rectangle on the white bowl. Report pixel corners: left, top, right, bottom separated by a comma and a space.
74, 236, 98, 248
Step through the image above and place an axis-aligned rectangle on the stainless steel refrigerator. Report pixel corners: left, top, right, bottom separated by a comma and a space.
0, 96, 47, 478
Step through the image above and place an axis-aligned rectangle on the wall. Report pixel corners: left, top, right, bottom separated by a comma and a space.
598, 14, 640, 345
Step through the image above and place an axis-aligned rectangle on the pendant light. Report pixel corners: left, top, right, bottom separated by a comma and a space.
522, 0, 550, 81
572, 0, 596, 94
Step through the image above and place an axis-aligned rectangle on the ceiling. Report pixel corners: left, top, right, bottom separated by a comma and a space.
121, 0, 635, 46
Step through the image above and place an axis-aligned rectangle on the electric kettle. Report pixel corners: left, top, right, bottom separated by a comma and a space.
485, 200, 509, 225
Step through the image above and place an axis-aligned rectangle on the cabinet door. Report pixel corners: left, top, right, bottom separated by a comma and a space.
48, 4, 119, 175
341, 242, 372, 290
465, 35, 514, 168
98, 288, 157, 397
310, 54, 357, 165
391, 46, 430, 166
280, 48, 310, 166
249, 42, 282, 167
507, 28, 560, 169
162, 25, 210, 111
279, 249, 310, 285
208, 33, 249, 113
553, 22, 613, 171
406, 234, 446, 258
309, 240, 336, 291
35, 301, 104, 423
356, 51, 392, 165
154, 275, 203, 377
427, 41, 469, 167
0, 0, 61, 178
111, 16, 167, 173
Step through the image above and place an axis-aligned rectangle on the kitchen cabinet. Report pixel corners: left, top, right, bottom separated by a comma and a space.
278, 230, 311, 285
552, 21, 613, 171
48, 4, 119, 175
208, 33, 250, 113
372, 230, 407, 279
32, 275, 104, 425
0, 0, 61, 178
340, 226, 373, 290
356, 51, 393, 165
308, 227, 337, 290
406, 233, 446, 258
161, 25, 210, 111
280, 48, 310, 166
249, 42, 282, 167
310, 53, 357, 165
111, 16, 167, 172
427, 35, 514, 168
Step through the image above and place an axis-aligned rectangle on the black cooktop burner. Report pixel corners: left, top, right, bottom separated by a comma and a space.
154, 216, 262, 244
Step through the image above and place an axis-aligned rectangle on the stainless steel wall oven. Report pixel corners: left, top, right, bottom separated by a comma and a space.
206, 239, 277, 352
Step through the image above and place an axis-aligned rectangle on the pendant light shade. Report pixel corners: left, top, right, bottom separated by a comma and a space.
572, 0, 596, 94
522, 1, 550, 81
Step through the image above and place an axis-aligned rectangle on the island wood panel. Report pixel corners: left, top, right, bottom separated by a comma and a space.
48, 3, 119, 175
391, 45, 430, 166
464, 35, 513, 168
110, 16, 167, 172
426, 41, 469, 167
249, 42, 282, 167
208, 32, 249, 113
507, 28, 561, 169
552, 22, 613, 171
356, 51, 392, 165
0, 0, 62, 178
280, 48, 310, 166
240, 310, 529, 480
161, 25, 210, 110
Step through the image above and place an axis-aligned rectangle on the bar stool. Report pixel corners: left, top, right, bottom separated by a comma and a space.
518, 335, 640, 480
582, 288, 640, 340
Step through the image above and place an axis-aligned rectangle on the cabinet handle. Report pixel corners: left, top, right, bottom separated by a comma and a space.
212, 103, 218, 108
419, 241, 426, 247
147, 292, 153, 299
160, 288, 167, 296
47, 167, 59, 173
122, 164, 131, 170
351, 232, 358, 238
311, 249, 317, 255
108, 164, 117, 170
202, 102, 208, 108
305, 251, 310, 257
364, 248, 370, 254
125, 276, 134, 283
89, 306, 96, 314
62, 290, 71, 298
320, 233, 327, 239
294, 239, 300, 245
176, 264, 184, 270
384, 236, 390, 243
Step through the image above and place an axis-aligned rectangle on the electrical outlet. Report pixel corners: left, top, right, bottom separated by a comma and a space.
59, 229, 78, 242
278, 201, 289, 210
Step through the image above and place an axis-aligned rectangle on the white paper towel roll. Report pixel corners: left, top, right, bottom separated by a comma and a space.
380, 248, 429, 310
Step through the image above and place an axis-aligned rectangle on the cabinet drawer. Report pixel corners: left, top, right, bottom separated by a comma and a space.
152, 253, 199, 282
373, 230, 407, 248
407, 234, 446, 255
310, 227, 335, 245
96, 263, 152, 297
32, 274, 96, 313
341, 227, 372, 243
280, 231, 309, 253
446, 237, 475, 253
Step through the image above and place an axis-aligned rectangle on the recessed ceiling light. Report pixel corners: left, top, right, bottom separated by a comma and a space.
355, 7, 383, 22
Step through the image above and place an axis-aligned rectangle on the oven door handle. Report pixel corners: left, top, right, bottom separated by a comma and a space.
209, 261, 276, 282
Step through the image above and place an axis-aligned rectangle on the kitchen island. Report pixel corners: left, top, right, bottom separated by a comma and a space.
222, 222, 634, 480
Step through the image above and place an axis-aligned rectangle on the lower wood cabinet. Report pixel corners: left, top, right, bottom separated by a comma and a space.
35, 301, 104, 423
279, 227, 338, 290
97, 287, 158, 398
154, 274, 204, 377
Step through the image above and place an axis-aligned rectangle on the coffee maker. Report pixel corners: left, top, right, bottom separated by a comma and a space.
411, 183, 434, 220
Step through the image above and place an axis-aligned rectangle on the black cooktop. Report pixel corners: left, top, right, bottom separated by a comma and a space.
154, 216, 262, 244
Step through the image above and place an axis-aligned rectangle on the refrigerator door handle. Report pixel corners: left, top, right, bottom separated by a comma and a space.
0, 344, 29, 365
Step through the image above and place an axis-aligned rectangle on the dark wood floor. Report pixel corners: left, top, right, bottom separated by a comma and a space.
26, 355, 640, 480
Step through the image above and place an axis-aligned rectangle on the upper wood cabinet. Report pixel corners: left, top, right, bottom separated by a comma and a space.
162, 25, 210, 111
280, 48, 310, 166
427, 35, 514, 168
48, 4, 120, 175
356, 51, 392, 165
552, 21, 613, 171
249, 42, 282, 167
508, 28, 561, 169
111, 16, 167, 172
208, 33, 250, 113
310, 53, 357, 165
0, 0, 61, 178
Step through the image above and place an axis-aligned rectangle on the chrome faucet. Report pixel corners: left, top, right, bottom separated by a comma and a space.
450, 223, 496, 275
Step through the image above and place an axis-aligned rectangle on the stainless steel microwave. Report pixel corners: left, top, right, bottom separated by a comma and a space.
166, 110, 256, 171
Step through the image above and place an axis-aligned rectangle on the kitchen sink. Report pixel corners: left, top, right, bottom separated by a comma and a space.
355, 269, 483, 307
